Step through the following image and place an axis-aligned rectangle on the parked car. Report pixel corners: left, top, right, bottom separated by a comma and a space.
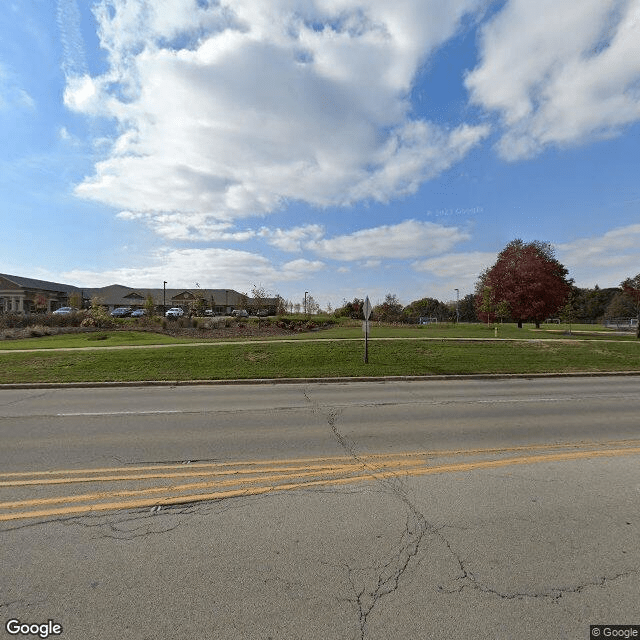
52, 307, 78, 315
165, 307, 184, 318
231, 309, 249, 317
131, 309, 147, 317
111, 307, 132, 317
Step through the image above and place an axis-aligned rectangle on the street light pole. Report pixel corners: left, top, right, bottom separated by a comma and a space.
455, 288, 460, 323
163, 281, 167, 316
304, 291, 308, 315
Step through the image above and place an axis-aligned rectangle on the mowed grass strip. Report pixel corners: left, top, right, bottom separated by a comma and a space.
295, 322, 637, 341
0, 339, 639, 383
1, 322, 633, 351
0, 330, 193, 350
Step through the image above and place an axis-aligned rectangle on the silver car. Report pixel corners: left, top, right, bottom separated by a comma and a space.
52, 307, 78, 315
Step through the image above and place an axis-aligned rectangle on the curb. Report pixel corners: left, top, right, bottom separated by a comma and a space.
2, 370, 640, 390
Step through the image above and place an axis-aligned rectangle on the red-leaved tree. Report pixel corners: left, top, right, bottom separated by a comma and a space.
621, 274, 640, 338
475, 240, 572, 328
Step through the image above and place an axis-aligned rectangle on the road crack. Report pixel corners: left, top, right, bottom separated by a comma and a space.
0, 597, 48, 611
438, 566, 640, 603
0, 390, 54, 409
303, 387, 432, 639
344, 512, 430, 639
64, 505, 198, 540
306, 386, 640, 635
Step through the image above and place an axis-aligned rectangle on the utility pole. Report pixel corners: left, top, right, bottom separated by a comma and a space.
455, 288, 460, 323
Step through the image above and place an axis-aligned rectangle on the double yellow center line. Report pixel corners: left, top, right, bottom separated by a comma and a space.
2, 439, 639, 522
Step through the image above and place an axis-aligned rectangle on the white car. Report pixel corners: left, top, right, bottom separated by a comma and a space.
52, 307, 78, 315
165, 307, 184, 318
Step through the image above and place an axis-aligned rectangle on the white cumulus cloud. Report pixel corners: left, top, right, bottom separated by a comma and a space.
555, 223, 640, 287
260, 224, 325, 253
66, 0, 488, 238
466, 0, 640, 159
412, 251, 497, 278
411, 250, 497, 299
307, 219, 470, 260
115, 211, 256, 241
63, 247, 325, 290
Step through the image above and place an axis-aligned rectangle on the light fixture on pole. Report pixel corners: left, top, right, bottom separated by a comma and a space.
163, 281, 167, 316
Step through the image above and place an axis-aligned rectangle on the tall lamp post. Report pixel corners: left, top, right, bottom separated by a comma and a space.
163, 281, 167, 316
455, 288, 460, 323
304, 291, 308, 315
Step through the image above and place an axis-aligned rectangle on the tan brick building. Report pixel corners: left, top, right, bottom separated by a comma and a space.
0, 274, 279, 316
0, 274, 83, 313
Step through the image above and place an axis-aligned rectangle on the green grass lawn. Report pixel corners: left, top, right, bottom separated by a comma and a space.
0, 330, 193, 350
0, 322, 630, 351
1, 338, 638, 384
274, 321, 633, 341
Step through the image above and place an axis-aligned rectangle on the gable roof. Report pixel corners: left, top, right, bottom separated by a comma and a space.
84, 286, 251, 307
0, 274, 275, 309
0, 273, 83, 293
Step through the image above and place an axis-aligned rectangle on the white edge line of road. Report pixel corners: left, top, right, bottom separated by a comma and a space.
53, 396, 595, 417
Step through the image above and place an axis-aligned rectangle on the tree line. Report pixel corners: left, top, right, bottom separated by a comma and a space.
233, 241, 639, 338
332, 239, 640, 337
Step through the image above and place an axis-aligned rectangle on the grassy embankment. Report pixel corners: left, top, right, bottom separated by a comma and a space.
0, 321, 638, 383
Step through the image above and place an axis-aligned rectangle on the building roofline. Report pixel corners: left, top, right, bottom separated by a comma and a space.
0, 273, 84, 293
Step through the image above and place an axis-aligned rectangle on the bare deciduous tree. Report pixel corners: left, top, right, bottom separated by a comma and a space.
251, 283, 269, 326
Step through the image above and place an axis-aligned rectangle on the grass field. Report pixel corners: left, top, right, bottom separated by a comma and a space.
0, 330, 194, 350
0, 321, 633, 351
0, 332, 638, 384
282, 321, 632, 341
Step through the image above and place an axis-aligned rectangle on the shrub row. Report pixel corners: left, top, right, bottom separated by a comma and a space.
273, 317, 337, 331
0, 325, 58, 340
161, 316, 236, 330
0, 312, 88, 330
0, 312, 336, 339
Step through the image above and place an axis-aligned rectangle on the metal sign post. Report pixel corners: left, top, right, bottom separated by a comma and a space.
363, 296, 372, 364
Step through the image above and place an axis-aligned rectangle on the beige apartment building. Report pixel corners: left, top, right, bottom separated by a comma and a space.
0, 274, 82, 313
0, 273, 278, 315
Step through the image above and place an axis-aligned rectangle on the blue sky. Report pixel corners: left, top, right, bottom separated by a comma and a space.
2, 0, 639, 309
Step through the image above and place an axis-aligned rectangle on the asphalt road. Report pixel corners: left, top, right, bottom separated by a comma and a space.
1, 377, 639, 639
